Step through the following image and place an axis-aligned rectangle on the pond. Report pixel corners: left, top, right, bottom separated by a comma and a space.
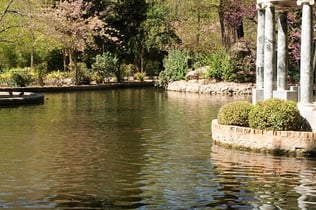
0, 88, 315, 209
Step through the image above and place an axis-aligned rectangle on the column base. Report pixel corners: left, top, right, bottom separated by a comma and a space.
252, 89, 264, 104
298, 103, 316, 132
273, 89, 298, 102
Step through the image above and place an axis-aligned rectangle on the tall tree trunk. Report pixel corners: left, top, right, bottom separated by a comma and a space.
140, 46, 144, 73
73, 53, 78, 85
237, 19, 244, 39
219, 0, 228, 48
68, 49, 79, 85
218, 0, 243, 48
196, 9, 200, 48
63, 49, 67, 71
30, 30, 35, 68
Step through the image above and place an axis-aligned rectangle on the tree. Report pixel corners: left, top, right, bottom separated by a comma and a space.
44, 0, 111, 84
0, 0, 54, 69
0, 0, 15, 35
91, 51, 128, 82
140, 1, 180, 75
218, 0, 255, 48
164, 0, 220, 52
106, 0, 148, 71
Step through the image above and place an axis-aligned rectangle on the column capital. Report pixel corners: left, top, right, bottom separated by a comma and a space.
257, 2, 273, 10
297, 0, 314, 5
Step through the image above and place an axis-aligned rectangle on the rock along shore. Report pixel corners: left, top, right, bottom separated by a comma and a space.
167, 80, 254, 95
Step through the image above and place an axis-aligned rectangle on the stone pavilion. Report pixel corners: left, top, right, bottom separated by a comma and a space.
253, 0, 316, 131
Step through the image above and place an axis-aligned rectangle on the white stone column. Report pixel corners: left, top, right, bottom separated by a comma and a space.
298, 0, 314, 104
297, 0, 316, 131
264, 4, 276, 99
256, 9, 265, 90
277, 11, 288, 90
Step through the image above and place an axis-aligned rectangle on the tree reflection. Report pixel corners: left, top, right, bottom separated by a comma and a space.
211, 144, 316, 209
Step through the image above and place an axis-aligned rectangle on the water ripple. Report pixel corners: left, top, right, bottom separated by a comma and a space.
0, 90, 315, 209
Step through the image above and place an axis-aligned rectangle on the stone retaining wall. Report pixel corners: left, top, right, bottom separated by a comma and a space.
167, 80, 254, 95
211, 119, 316, 155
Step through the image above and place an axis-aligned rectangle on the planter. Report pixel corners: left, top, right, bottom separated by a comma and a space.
0, 92, 44, 106
211, 119, 316, 156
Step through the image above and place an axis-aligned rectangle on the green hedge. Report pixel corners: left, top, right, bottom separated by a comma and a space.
218, 99, 310, 131
248, 98, 301, 131
217, 101, 253, 127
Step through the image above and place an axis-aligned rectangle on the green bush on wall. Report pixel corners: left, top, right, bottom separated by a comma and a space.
248, 98, 302, 131
217, 101, 253, 127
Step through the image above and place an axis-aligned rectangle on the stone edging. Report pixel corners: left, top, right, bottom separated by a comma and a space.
0, 81, 155, 93
167, 80, 254, 95
0, 92, 44, 106
211, 119, 316, 156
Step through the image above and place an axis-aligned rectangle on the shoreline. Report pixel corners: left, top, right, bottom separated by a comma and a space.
0, 80, 254, 95
0, 81, 155, 93
167, 80, 254, 95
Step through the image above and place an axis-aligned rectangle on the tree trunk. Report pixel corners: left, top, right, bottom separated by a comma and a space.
313, 41, 316, 84
63, 49, 67, 71
73, 53, 78, 85
140, 46, 144, 73
196, 9, 200, 48
219, 0, 228, 48
218, 0, 244, 49
68, 49, 78, 85
237, 19, 244, 39
30, 30, 35, 68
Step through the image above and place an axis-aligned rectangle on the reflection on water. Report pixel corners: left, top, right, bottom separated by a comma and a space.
211, 144, 316, 209
0, 88, 315, 209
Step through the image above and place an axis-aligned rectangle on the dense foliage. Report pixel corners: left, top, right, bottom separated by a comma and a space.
217, 101, 253, 127
201, 49, 236, 81
248, 99, 303, 131
0, 0, 307, 86
157, 49, 190, 87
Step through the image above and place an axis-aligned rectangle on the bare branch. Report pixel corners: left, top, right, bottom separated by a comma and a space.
0, 0, 14, 23
6, 10, 30, 17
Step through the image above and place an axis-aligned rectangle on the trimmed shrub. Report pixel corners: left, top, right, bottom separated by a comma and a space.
217, 101, 253, 127
248, 98, 301, 131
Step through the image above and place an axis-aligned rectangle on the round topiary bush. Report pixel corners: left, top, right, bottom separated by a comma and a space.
217, 101, 253, 127
248, 98, 301, 131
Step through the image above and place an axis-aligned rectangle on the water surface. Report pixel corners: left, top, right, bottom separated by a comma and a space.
0, 88, 315, 209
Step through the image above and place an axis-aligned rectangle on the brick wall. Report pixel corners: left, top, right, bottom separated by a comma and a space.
211, 119, 316, 155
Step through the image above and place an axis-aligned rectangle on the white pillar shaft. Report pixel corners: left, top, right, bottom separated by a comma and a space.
264, 6, 276, 99
256, 10, 265, 89
277, 12, 288, 90
300, 4, 313, 104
